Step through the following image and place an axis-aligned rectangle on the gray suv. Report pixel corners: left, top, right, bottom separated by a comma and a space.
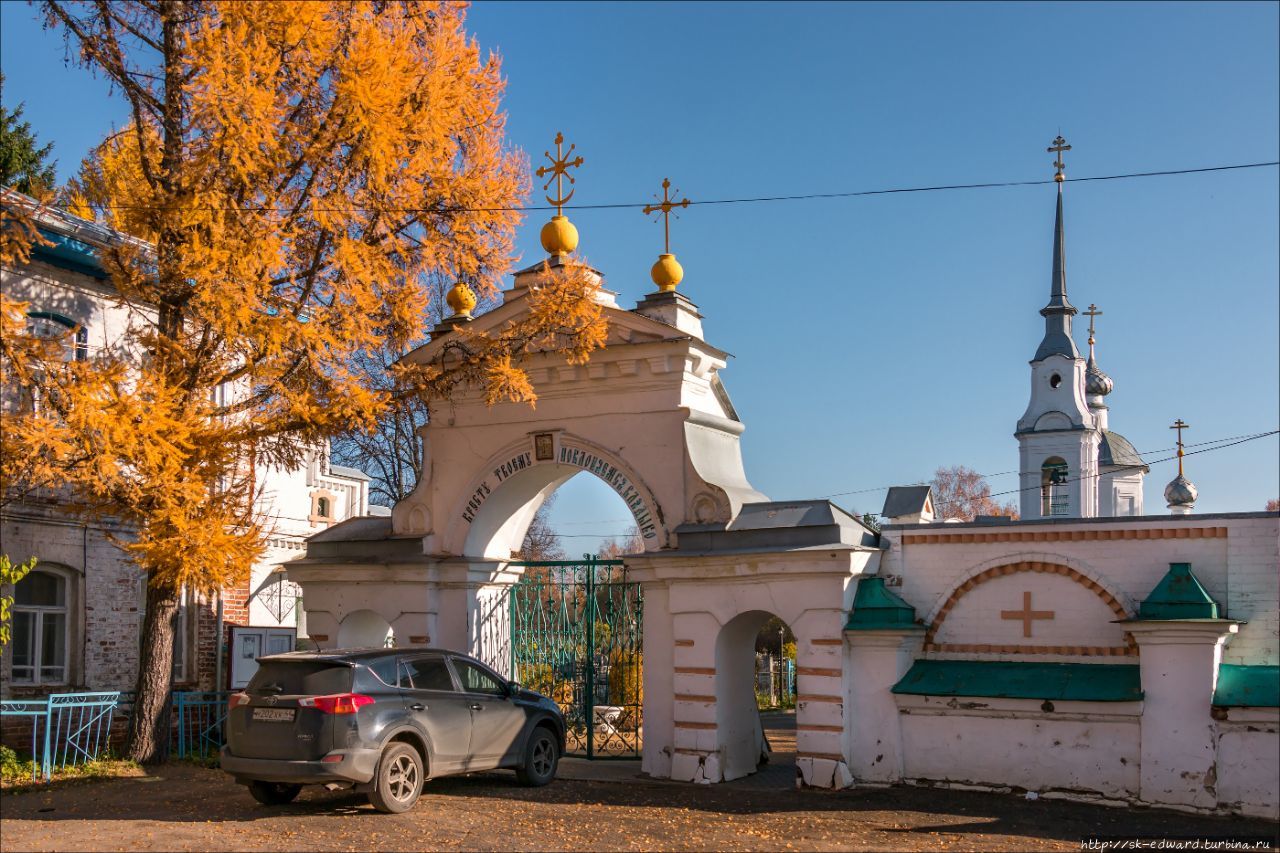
221, 648, 564, 813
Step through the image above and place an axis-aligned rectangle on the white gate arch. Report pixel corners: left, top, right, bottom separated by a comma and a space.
287, 256, 880, 787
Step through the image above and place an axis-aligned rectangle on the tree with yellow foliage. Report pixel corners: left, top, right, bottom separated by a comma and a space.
0, 1, 605, 762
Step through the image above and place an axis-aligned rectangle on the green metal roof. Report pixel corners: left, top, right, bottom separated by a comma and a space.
1138, 563, 1220, 619
845, 576, 920, 630
891, 660, 1142, 702
1213, 665, 1280, 708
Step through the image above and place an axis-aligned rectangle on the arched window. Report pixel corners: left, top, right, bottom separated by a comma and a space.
11, 568, 70, 684
27, 311, 88, 361
1041, 457, 1070, 517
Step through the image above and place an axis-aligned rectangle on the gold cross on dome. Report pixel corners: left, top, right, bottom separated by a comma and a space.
1001, 591, 1055, 638
535, 132, 584, 215
1048, 134, 1072, 181
642, 178, 690, 255
1170, 418, 1191, 476
1083, 303, 1103, 345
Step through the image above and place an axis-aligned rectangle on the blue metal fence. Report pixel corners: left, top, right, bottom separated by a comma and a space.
0, 692, 120, 782
173, 691, 231, 759
1, 689, 233, 781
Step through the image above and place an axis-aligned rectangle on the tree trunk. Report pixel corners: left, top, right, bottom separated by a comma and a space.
124, 580, 179, 764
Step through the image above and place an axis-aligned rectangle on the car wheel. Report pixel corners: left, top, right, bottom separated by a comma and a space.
368, 742, 424, 814
247, 780, 302, 806
516, 727, 559, 787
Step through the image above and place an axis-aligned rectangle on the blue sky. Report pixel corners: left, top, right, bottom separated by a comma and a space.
3, 1, 1277, 549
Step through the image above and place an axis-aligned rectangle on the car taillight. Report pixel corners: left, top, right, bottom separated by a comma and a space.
298, 693, 374, 715
228, 692, 251, 711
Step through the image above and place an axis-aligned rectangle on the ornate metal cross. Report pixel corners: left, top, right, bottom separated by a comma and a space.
1001, 591, 1055, 638
642, 178, 690, 255
535, 132, 584, 215
1048, 134, 1072, 181
1084, 303, 1103, 345
1170, 418, 1191, 476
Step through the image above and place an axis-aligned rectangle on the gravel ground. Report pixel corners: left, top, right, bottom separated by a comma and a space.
2, 761, 1276, 852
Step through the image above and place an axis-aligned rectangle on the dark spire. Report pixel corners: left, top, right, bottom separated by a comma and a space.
1034, 137, 1079, 361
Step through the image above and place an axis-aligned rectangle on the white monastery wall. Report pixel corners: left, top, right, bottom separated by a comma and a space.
1214, 709, 1280, 817
896, 696, 1141, 799
855, 512, 1278, 817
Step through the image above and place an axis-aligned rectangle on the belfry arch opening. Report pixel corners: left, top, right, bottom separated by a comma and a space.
714, 610, 797, 784
1041, 456, 1070, 516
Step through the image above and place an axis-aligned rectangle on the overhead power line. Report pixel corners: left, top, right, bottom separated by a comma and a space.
549, 429, 1279, 537
983, 429, 1279, 503
75, 161, 1279, 215
814, 429, 1279, 502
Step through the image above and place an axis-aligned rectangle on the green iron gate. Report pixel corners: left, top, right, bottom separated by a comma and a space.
509, 557, 642, 759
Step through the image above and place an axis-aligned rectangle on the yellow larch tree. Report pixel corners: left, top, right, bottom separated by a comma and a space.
0, 0, 605, 762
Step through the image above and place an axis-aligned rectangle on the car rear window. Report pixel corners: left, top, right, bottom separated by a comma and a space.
246, 661, 352, 696
364, 656, 400, 687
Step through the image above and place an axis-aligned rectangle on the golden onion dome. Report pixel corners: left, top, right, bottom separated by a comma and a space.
445, 281, 477, 319
540, 215, 579, 256
650, 253, 684, 292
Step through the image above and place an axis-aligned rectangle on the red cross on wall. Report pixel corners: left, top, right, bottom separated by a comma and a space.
1001, 591, 1055, 638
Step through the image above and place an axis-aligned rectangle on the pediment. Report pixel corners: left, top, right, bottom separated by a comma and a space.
400, 287, 725, 367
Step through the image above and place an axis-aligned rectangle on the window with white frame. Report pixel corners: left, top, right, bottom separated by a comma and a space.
11, 568, 71, 684
27, 311, 88, 361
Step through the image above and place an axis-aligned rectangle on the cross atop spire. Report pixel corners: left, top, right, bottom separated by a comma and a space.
643, 178, 690, 255
536, 132, 584, 216
1048, 134, 1071, 182
1084, 303, 1103, 350
535, 132, 584, 256
1170, 419, 1191, 477
1034, 134, 1079, 361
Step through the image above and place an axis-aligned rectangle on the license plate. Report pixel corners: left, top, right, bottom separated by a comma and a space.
252, 707, 295, 722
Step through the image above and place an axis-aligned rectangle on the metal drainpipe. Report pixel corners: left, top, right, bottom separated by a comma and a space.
82, 523, 89, 688
213, 593, 225, 690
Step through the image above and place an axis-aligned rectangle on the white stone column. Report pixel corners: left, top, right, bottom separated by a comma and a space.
640, 582, 674, 780
843, 628, 924, 784
1127, 620, 1239, 810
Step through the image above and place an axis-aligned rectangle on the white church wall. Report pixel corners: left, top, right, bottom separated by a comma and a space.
1214, 709, 1280, 819
896, 696, 1141, 798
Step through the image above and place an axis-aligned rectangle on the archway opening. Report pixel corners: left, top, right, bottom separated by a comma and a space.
714, 610, 797, 783
336, 609, 394, 648
504, 471, 647, 758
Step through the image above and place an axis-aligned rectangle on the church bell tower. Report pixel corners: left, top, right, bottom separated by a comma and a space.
1015, 136, 1100, 519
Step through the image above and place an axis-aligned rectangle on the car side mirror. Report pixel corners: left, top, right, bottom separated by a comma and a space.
507, 680, 521, 695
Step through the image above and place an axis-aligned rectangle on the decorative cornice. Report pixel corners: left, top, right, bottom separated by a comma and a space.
902, 526, 1227, 546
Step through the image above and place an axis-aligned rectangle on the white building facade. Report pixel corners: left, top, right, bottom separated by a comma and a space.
0, 191, 372, 698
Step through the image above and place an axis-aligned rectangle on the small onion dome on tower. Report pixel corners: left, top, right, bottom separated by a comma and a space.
1086, 359, 1113, 397
445, 281, 477, 319
1164, 418, 1197, 515
1083, 304, 1113, 398
1164, 475, 1198, 513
